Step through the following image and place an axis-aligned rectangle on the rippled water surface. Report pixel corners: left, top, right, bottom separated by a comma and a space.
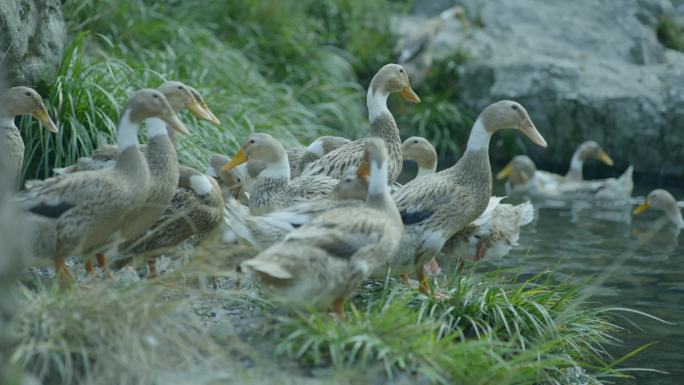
479, 183, 684, 384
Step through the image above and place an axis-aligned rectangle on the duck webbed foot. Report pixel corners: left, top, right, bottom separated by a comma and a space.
96, 253, 113, 280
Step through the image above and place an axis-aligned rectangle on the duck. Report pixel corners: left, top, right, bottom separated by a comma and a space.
240, 138, 403, 318
222, 168, 369, 250
633, 189, 684, 228
397, 6, 468, 88
401, 136, 437, 177
1, 87, 59, 178
16, 89, 187, 285
438, 197, 534, 266
498, 154, 633, 202
372, 101, 547, 293
52, 82, 218, 276
300, 64, 420, 185
401, 136, 535, 272
207, 154, 248, 203
118, 165, 225, 277
241, 135, 352, 193
223, 133, 339, 215
54, 81, 216, 175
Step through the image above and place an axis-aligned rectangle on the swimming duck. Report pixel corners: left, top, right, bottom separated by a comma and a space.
633, 189, 684, 228
0, 87, 58, 177
17, 89, 187, 285
401, 136, 535, 271
120, 165, 225, 277
374, 101, 546, 293
241, 139, 403, 318
223, 133, 339, 215
301, 64, 420, 184
397, 6, 468, 88
498, 154, 633, 201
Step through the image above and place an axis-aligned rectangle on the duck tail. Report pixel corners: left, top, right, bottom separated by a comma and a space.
516, 201, 535, 227
222, 197, 255, 245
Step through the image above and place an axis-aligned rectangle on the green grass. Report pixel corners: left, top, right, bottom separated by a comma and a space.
268, 271, 649, 384
657, 15, 684, 52
7, 262, 649, 385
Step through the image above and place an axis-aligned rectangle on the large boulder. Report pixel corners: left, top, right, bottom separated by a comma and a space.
0, 0, 66, 87
406, 0, 684, 179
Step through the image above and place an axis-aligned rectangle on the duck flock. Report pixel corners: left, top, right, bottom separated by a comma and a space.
2, 63, 681, 318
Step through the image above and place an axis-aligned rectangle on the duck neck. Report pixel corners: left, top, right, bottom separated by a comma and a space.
0, 113, 16, 129
257, 156, 290, 183
367, 87, 390, 124
416, 158, 437, 177
666, 206, 684, 228
117, 109, 140, 154
367, 160, 396, 215
565, 151, 584, 181
449, 117, 493, 200
465, 118, 491, 153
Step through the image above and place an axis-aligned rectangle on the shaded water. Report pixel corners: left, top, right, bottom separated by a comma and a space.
482, 183, 684, 384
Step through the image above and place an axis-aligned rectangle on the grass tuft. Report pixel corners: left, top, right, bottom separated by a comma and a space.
657, 15, 684, 52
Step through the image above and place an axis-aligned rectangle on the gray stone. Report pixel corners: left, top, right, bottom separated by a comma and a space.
403, 0, 684, 179
0, 0, 66, 87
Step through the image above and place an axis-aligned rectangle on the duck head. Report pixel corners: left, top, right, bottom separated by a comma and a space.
478, 101, 547, 148
223, 133, 289, 179
158, 81, 217, 126
574, 141, 613, 166
369, 63, 420, 103
188, 86, 221, 125
331, 175, 369, 201
0, 86, 58, 133
208, 154, 245, 198
306, 136, 351, 157
634, 189, 684, 227
497, 155, 537, 186
124, 89, 189, 134
402, 136, 437, 176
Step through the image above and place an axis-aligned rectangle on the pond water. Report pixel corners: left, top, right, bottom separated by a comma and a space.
481, 182, 684, 384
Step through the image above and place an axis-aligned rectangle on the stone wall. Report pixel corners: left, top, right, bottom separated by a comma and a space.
405, 0, 684, 180
0, 0, 66, 87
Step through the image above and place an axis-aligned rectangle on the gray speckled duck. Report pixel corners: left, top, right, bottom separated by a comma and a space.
17, 89, 187, 285
223, 133, 339, 215
300, 64, 420, 184
241, 138, 403, 318
123, 165, 225, 277
0, 87, 58, 177
373, 101, 547, 292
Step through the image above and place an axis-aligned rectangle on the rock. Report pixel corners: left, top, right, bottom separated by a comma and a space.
406, 0, 684, 179
0, 0, 66, 87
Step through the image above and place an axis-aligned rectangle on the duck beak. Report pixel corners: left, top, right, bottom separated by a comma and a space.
162, 112, 190, 135
633, 202, 651, 215
519, 118, 547, 148
400, 86, 421, 103
223, 149, 249, 172
187, 99, 219, 125
597, 149, 614, 166
356, 159, 371, 179
33, 105, 58, 133
496, 162, 513, 180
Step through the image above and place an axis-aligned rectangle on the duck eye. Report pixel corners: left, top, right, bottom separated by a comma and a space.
178, 86, 183, 90
237, 178, 241, 182
249, 139, 255, 144
413, 140, 419, 144
399, 68, 404, 73
25, 92, 31, 97
153, 94, 159, 99
511, 105, 518, 110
